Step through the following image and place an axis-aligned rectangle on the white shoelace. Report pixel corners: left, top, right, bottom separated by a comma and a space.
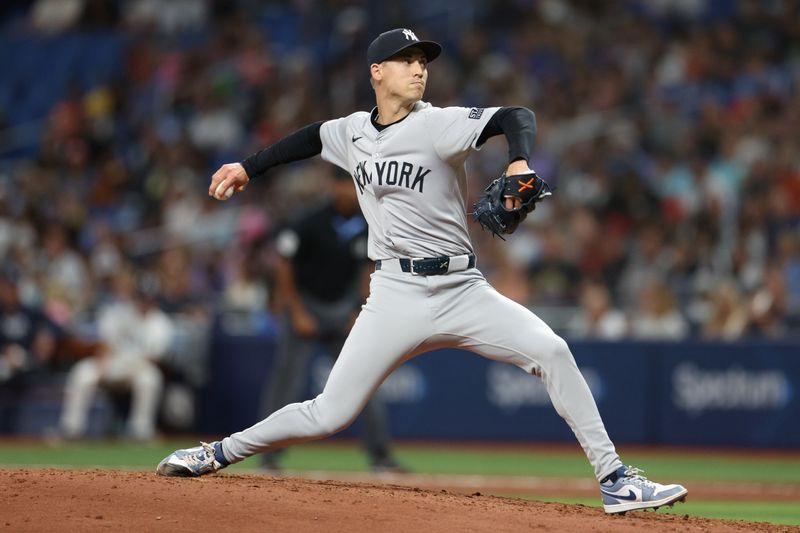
622, 466, 657, 488
184, 442, 215, 466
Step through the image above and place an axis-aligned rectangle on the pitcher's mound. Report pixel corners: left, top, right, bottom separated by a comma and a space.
1, 469, 787, 532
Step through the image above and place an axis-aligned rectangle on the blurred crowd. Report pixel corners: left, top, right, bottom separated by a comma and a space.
1, 0, 799, 433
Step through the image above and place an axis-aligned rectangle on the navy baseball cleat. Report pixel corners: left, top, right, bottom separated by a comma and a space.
156, 441, 228, 477
600, 466, 687, 514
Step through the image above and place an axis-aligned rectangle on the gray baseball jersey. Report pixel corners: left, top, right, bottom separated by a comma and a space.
320, 101, 498, 260
220, 102, 624, 482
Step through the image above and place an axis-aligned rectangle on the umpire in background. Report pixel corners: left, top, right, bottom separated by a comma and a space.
260, 166, 405, 473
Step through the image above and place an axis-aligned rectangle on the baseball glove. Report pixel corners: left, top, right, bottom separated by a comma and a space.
472, 171, 552, 239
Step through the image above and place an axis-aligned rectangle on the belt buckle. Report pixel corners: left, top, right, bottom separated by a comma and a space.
409, 257, 426, 276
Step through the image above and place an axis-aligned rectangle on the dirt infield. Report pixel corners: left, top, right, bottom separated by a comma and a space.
3, 469, 798, 532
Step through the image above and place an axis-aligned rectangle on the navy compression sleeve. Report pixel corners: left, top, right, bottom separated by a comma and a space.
476, 107, 537, 163
240, 121, 324, 179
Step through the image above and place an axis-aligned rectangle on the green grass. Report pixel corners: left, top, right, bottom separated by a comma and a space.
610, 452, 800, 485
0, 440, 169, 468
1, 439, 798, 525
3, 440, 798, 484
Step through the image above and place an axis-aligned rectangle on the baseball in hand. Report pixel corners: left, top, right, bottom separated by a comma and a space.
214, 182, 234, 200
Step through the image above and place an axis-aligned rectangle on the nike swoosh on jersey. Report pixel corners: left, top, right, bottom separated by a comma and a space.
600, 488, 638, 501
352, 135, 362, 142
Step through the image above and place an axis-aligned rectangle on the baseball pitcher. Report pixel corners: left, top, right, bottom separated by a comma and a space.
157, 28, 687, 515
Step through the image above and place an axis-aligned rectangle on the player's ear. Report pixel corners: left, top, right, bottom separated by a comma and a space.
370, 63, 382, 83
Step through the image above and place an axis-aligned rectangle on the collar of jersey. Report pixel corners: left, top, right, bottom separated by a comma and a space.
369, 105, 413, 132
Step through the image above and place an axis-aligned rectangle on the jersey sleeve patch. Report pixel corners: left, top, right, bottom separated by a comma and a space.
468, 107, 484, 120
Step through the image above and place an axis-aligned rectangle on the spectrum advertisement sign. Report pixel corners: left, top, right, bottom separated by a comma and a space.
657, 342, 799, 447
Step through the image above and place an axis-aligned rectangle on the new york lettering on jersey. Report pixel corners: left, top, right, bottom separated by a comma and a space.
353, 159, 431, 194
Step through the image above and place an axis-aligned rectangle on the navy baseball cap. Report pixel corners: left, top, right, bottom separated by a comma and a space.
367, 28, 442, 66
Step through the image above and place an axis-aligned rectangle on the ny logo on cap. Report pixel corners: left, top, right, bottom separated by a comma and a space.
402, 29, 419, 41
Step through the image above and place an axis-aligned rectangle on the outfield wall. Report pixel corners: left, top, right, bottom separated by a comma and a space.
200, 322, 800, 448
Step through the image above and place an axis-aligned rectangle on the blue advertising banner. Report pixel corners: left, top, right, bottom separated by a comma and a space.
657, 341, 800, 447
197, 312, 278, 435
